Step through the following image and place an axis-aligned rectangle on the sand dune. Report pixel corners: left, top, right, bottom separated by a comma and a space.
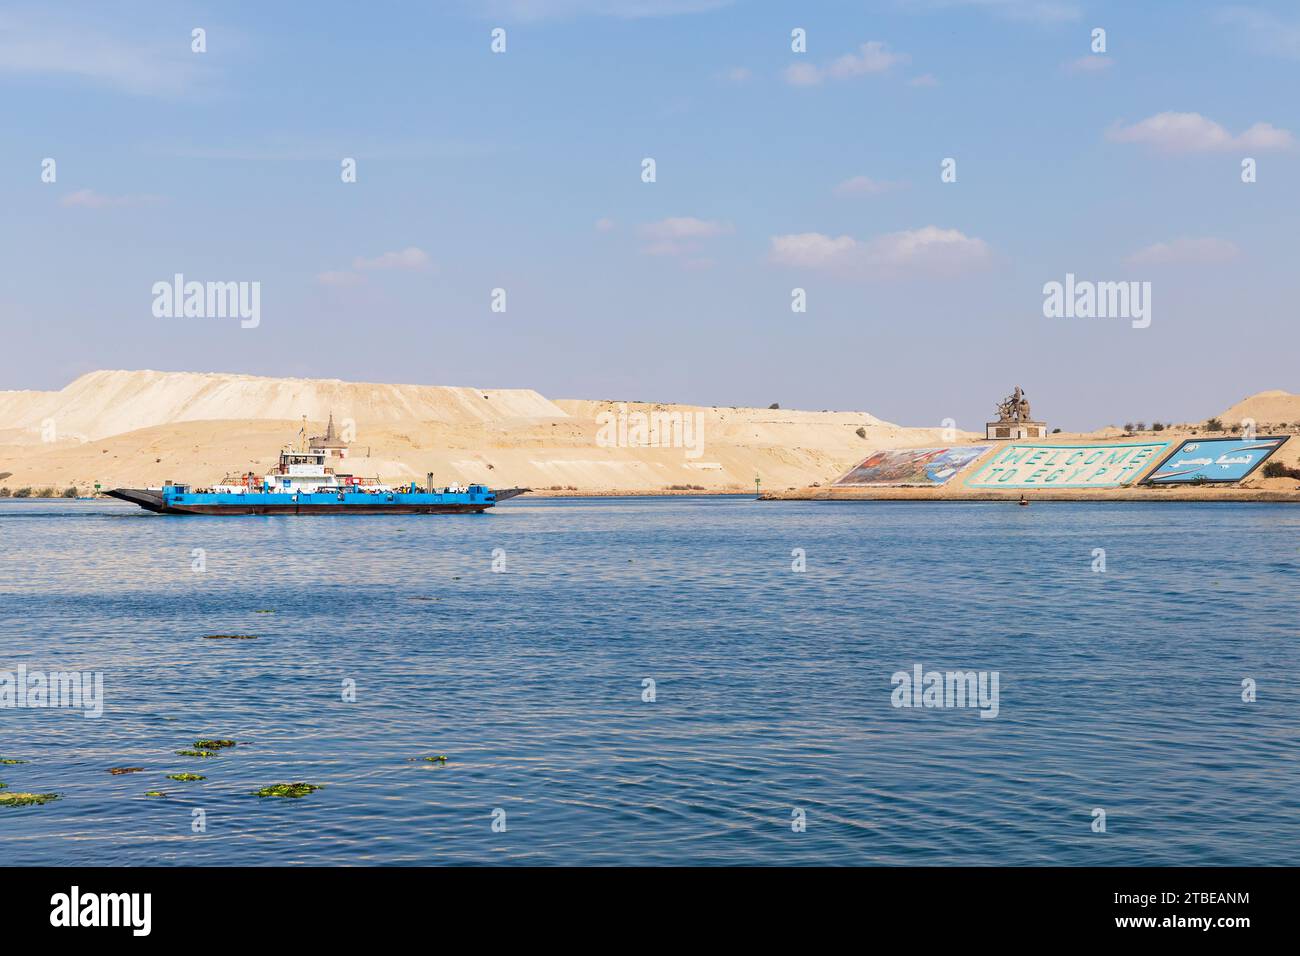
0, 370, 968, 493
1216, 390, 1300, 428
0, 369, 566, 444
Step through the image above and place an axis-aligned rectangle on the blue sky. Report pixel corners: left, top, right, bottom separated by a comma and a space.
1, 0, 1297, 430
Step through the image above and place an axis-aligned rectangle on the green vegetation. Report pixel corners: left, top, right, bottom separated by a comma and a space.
0, 758, 26, 765
193, 739, 236, 750
175, 749, 219, 758
166, 773, 206, 782
253, 782, 323, 799
37, 487, 56, 498
0, 792, 59, 807
108, 767, 144, 775
0, 488, 10, 497
202, 634, 259, 640
1205, 418, 1225, 432
61, 487, 78, 498
13, 488, 32, 498
144, 791, 167, 797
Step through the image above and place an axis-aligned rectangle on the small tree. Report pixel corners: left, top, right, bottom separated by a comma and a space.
768, 403, 780, 409
14, 487, 32, 498
37, 487, 56, 498
0, 488, 10, 497
62, 487, 78, 498
1152, 422, 1165, 431
1123, 422, 1134, 432
1205, 418, 1225, 432
1134, 422, 1147, 432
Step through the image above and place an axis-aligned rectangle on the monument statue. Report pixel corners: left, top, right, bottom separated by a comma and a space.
996, 386, 1032, 423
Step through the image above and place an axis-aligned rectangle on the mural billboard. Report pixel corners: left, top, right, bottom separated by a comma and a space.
1143, 437, 1288, 484
835, 446, 992, 487
964, 441, 1168, 488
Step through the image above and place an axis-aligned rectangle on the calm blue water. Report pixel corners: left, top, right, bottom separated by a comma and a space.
2, 496, 1297, 865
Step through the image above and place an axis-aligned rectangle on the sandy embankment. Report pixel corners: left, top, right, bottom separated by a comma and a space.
0, 370, 961, 495
3, 372, 1297, 501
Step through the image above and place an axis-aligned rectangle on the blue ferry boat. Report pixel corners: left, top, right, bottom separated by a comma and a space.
107, 416, 525, 515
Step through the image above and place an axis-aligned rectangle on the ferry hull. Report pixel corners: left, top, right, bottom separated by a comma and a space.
106, 487, 527, 515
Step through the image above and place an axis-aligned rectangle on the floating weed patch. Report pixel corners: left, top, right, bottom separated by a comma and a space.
406, 755, 449, 764
0, 782, 6, 789
203, 634, 259, 640
193, 739, 237, 750
108, 767, 145, 775
0, 758, 26, 765
166, 773, 205, 782
253, 783, 323, 799
144, 791, 167, 798
0, 792, 59, 807
254, 609, 276, 614
175, 750, 219, 758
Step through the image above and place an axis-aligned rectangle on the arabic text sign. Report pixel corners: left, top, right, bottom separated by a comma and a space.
1144, 437, 1287, 484
965, 441, 1168, 488
835, 445, 992, 487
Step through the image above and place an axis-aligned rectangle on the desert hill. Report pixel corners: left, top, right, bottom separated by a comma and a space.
0, 370, 968, 494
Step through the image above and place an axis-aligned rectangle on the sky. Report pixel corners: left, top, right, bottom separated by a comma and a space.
1, 0, 1297, 431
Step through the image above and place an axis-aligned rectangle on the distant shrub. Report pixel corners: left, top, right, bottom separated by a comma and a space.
1263, 461, 1300, 480
61, 487, 78, 498
1134, 422, 1147, 431
14, 487, 33, 498
1123, 422, 1134, 432
36, 487, 56, 498
0, 488, 10, 497
1205, 418, 1225, 432
1152, 422, 1165, 431
769, 403, 780, 409
855, 426, 867, 438
1051, 428, 1061, 434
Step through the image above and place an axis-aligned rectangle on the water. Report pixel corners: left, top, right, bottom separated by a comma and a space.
2, 496, 1297, 865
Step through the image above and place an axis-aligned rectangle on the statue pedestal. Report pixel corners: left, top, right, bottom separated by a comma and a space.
986, 420, 1048, 440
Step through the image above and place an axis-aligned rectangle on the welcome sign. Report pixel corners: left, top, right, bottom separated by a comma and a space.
1143, 437, 1287, 484
964, 441, 1168, 488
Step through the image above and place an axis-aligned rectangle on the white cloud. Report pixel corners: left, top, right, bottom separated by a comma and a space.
833, 175, 903, 197
319, 247, 434, 286
60, 189, 162, 209
0, 10, 213, 97
352, 247, 433, 271
1125, 238, 1240, 267
769, 226, 992, 279
1063, 55, 1112, 74
721, 66, 752, 84
317, 271, 365, 287
899, 0, 1080, 24
639, 217, 732, 259
1107, 112, 1294, 152
594, 217, 616, 232
783, 41, 908, 86
1218, 6, 1300, 59
908, 73, 940, 87
478, 0, 734, 20
640, 217, 733, 240
828, 41, 910, 78
782, 62, 823, 87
